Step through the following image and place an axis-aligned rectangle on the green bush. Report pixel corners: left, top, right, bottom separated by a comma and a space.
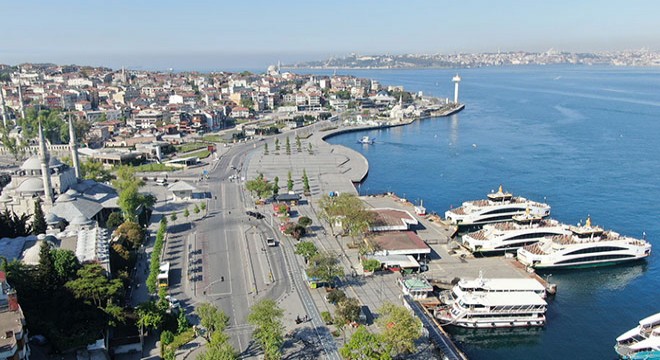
161, 330, 175, 346
321, 311, 333, 325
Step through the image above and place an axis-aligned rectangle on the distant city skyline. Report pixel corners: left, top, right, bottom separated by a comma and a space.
3, 0, 660, 70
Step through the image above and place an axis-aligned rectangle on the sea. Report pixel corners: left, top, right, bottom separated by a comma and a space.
310, 66, 660, 360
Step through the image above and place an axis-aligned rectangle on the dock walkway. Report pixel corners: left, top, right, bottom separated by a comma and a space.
404, 295, 468, 360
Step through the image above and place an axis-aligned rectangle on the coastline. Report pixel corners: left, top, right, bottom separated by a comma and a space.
318, 103, 465, 184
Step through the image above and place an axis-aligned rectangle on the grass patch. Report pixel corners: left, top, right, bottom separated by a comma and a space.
186, 149, 211, 159
175, 142, 210, 153
164, 328, 195, 356
133, 163, 176, 172
202, 135, 224, 142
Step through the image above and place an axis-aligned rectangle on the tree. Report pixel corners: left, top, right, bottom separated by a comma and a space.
240, 98, 254, 110
285, 136, 291, 155
272, 176, 279, 196
65, 263, 124, 327
296, 136, 302, 152
340, 326, 391, 360
65, 264, 123, 308
161, 330, 175, 346
376, 302, 422, 357
306, 253, 343, 287
248, 299, 284, 360
275, 138, 280, 152
115, 221, 145, 249
298, 216, 312, 228
289, 224, 306, 240
177, 309, 189, 334
81, 158, 112, 182
302, 169, 310, 194
0, 209, 32, 238
336, 297, 361, 324
200, 202, 207, 212
197, 340, 238, 360
287, 171, 294, 192
183, 208, 190, 224
308, 142, 313, 154
326, 289, 346, 305
52, 249, 81, 282
32, 199, 47, 235
294, 241, 318, 262
193, 204, 200, 215
362, 259, 382, 273
318, 193, 375, 244
263, 143, 269, 155
106, 212, 124, 229
197, 302, 230, 342
113, 166, 153, 222
170, 212, 178, 223
245, 173, 274, 199
136, 301, 165, 334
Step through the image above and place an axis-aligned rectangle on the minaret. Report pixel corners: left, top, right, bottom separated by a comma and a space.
452, 74, 461, 104
38, 121, 54, 204
17, 84, 25, 119
0, 87, 7, 127
68, 114, 81, 179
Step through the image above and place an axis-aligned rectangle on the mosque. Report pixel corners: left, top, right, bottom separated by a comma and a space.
0, 116, 118, 268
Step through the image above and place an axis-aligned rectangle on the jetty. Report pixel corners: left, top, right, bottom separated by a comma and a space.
404, 295, 468, 360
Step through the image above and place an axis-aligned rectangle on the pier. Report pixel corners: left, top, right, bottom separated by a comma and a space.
404, 295, 468, 360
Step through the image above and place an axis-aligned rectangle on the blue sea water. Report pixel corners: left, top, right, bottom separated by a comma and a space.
314, 66, 660, 360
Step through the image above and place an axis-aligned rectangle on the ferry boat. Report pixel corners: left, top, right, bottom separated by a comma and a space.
440, 272, 548, 300
435, 288, 547, 328
615, 312, 660, 359
461, 210, 571, 254
516, 217, 652, 269
357, 136, 375, 144
445, 186, 551, 228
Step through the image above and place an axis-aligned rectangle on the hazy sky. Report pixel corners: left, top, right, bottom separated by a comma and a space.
2, 0, 659, 70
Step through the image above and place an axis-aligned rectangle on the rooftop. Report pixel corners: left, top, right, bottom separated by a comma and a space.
369, 231, 430, 254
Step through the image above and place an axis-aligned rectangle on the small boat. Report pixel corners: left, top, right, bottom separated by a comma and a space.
357, 136, 375, 144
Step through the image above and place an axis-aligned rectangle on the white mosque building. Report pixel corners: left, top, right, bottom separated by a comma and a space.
0, 117, 118, 268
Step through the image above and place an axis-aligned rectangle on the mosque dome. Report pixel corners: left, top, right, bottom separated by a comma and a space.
71, 215, 92, 225
45, 213, 64, 225
16, 178, 44, 194
20, 155, 64, 171
20, 156, 42, 171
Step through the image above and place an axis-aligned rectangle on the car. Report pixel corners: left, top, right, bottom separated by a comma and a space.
246, 211, 265, 219
165, 295, 180, 309
266, 237, 277, 247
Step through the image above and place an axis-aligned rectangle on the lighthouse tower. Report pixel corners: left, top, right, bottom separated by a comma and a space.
452, 74, 461, 104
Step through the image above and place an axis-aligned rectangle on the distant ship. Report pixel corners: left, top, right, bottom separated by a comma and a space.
445, 185, 551, 228
517, 217, 652, 269
357, 136, 375, 144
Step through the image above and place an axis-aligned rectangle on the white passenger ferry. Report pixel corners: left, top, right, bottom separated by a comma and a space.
435, 290, 547, 328
440, 273, 548, 301
445, 186, 551, 228
461, 210, 571, 254
615, 312, 660, 359
517, 217, 652, 269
